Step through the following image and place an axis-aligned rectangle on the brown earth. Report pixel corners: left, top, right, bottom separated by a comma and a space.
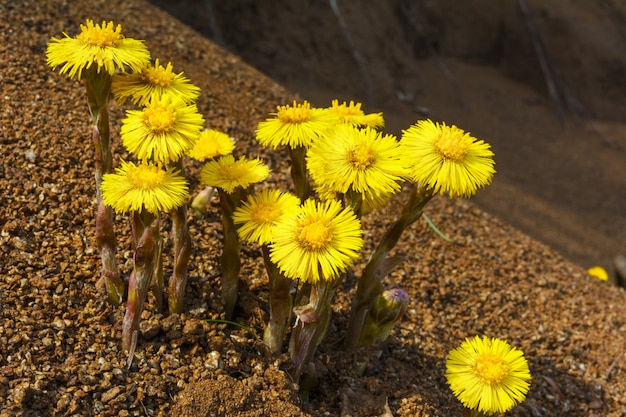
1, 1, 625, 416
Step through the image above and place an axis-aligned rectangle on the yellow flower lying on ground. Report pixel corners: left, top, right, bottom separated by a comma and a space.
270, 199, 363, 284
112, 58, 200, 106
233, 189, 301, 245
587, 266, 609, 282
101, 160, 188, 214
46, 19, 150, 80
121, 93, 204, 165
307, 124, 407, 200
446, 336, 531, 415
256, 100, 338, 149
401, 119, 495, 198
200, 154, 270, 194
188, 129, 235, 161
327, 99, 384, 129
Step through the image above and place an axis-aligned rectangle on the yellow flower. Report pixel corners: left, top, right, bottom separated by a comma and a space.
46, 19, 150, 80
327, 99, 384, 129
121, 93, 205, 164
400, 119, 495, 198
112, 58, 200, 106
200, 154, 270, 194
270, 199, 363, 284
233, 189, 301, 245
101, 160, 188, 214
587, 266, 609, 282
307, 124, 408, 199
255, 100, 338, 149
188, 129, 235, 161
446, 336, 531, 415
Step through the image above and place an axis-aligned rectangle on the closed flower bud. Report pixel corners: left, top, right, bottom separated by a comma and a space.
358, 287, 409, 347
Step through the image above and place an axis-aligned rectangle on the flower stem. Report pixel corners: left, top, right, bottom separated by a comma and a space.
289, 279, 337, 381
168, 160, 191, 315
152, 216, 164, 312
122, 212, 156, 353
86, 67, 123, 306
289, 146, 310, 202
218, 188, 243, 319
344, 184, 433, 350
262, 244, 293, 354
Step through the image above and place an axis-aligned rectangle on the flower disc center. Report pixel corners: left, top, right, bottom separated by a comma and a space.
218, 163, 246, 181
298, 220, 332, 251
277, 103, 312, 124
142, 64, 175, 87
143, 104, 177, 133
349, 144, 375, 169
126, 164, 165, 189
251, 203, 282, 224
78, 21, 122, 48
473, 352, 508, 384
433, 127, 470, 162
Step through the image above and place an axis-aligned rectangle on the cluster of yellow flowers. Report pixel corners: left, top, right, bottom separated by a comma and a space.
47, 18, 530, 416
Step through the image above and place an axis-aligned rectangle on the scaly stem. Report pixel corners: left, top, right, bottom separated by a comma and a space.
168, 160, 191, 314
218, 188, 243, 319
289, 146, 310, 202
152, 215, 164, 312
344, 185, 433, 350
122, 212, 156, 353
86, 67, 123, 306
262, 244, 294, 354
289, 279, 337, 381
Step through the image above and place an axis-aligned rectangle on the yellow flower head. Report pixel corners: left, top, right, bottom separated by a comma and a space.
46, 19, 150, 80
121, 93, 205, 164
188, 129, 235, 161
233, 189, 301, 245
587, 266, 609, 282
255, 100, 339, 149
112, 58, 201, 106
401, 119, 495, 198
270, 199, 363, 284
199, 154, 270, 194
446, 336, 531, 415
101, 160, 188, 214
327, 99, 385, 129
307, 124, 408, 199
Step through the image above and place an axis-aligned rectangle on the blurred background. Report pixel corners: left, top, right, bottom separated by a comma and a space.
150, 0, 626, 285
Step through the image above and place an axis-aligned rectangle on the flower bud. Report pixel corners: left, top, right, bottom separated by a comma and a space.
190, 186, 214, 216
358, 287, 409, 348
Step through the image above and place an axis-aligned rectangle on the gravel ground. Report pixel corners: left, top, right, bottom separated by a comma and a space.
1, 1, 625, 416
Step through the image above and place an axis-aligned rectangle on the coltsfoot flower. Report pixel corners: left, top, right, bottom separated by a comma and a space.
233, 189, 301, 245
188, 129, 235, 161
200, 154, 270, 194
121, 93, 205, 165
445, 336, 531, 415
587, 266, 609, 282
112, 58, 200, 106
270, 199, 363, 284
307, 124, 408, 200
101, 160, 188, 214
255, 100, 338, 149
327, 99, 384, 129
46, 19, 150, 80
401, 120, 495, 198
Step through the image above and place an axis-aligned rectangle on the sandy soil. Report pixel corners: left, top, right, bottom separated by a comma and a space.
1, 0, 625, 416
